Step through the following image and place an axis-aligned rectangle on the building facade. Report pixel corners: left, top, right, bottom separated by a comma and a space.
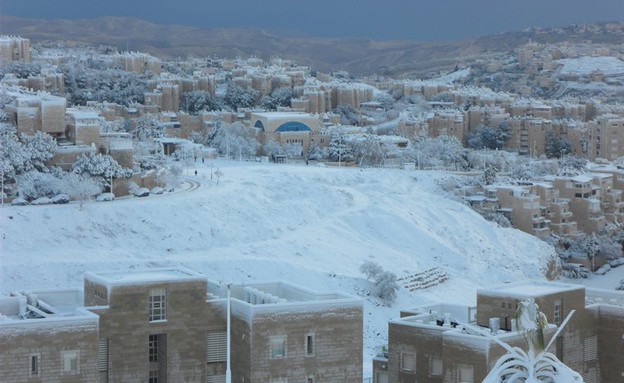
0, 268, 363, 383
373, 280, 624, 383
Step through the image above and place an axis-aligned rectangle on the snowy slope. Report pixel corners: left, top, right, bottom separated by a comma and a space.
0, 161, 557, 374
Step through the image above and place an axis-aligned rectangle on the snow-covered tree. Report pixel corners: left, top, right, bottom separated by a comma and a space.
545, 130, 572, 158
224, 84, 259, 110
16, 171, 63, 200
72, 153, 132, 189
260, 87, 294, 110
132, 116, 163, 141
333, 105, 360, 125
326, 128, 353, 162
180, 90, 223, 114
0, 131, 56, 180
63, 172, 102, 208
283, 142, 303, 159
351, 134, 387, 166
467, 123, 510, 150
360, 261, 383, 281
483, 166, 497, 185
263, 138, 282, 157
211, 122, 258, 160
406, 135, 465, 170
375, 271, 398, 304
22, 132, 57, 172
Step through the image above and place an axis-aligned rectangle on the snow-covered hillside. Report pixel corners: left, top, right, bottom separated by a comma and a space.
0, 161, 557, 373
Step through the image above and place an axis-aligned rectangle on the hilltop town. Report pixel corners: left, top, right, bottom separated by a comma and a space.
2, 23, 624, 382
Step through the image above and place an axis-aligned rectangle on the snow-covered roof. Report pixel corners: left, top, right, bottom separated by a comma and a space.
207, 280, 361, 323
253, 111, 314, 120
478, 280, 583, 299
0, 289, 98, 327
85, 267, 206, 288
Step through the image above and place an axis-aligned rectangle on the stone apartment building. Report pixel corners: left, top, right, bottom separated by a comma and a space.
0, 289, 100, 383
373, 280, 624, 383
485, 185, 551, 237
0, 267, 363, 383
0, 36, 30, 64
218, 281, 363, 383
3, 89, 67, 137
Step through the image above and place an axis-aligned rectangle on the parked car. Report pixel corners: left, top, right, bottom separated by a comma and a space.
31, 197, 52, 205
51, 194, 70, 204
11, 198, 29, 206
96, 193, 115, 202
133, 188, 150, 197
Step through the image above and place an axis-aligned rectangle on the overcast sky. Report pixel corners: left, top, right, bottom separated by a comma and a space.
2, 0, 623, 41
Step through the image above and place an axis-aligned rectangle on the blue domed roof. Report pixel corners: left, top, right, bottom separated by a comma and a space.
275, 121, 311, 132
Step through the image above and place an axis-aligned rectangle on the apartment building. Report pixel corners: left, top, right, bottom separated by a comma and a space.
0, 36, 30, 64
219, 281, 363, 383
587, 115, 624, 161
0, 290, 100, 383
3, 89, 67, 137
0, 268, 363, 383
532, 182, 578, 236
373, 280, 624, 383
489, 185, 550, 237
551, 175, 606, 233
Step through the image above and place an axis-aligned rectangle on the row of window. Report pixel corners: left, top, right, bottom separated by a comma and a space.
270, 334, 315, 359
27, 350, 80, 377
399, 352, 472, 381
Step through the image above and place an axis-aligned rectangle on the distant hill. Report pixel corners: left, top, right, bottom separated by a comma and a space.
1, 15, 622, 77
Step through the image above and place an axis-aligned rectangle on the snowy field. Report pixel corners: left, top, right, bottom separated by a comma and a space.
1, 160, 620, 376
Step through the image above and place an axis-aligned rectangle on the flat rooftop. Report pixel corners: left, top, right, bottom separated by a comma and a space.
478, 280, 583, 298
85, 267, 206, 287
0, 289, 97, 324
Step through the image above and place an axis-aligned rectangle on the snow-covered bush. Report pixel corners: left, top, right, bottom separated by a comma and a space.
561, 263, 589, 279
482, 211, 512, 228
360, 261, 383, 281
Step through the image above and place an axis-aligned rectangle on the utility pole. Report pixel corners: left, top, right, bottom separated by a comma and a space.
226, 283, 232, 383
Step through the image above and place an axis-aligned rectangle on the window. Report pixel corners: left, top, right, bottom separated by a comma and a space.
305, 333, 315, 356
149, 335, 159, 362
554, 299, 562, 325
307, 377, 314, 383
149, 370, 159, 383
375, 371, 389, 383
459, 365, 474, 383
430, 356, 442, 376
400, 352, 416, 373
61, 350, 80, 374
29, 353, 40, 377
270, 336, 287, 359
149, 288, 166, 322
